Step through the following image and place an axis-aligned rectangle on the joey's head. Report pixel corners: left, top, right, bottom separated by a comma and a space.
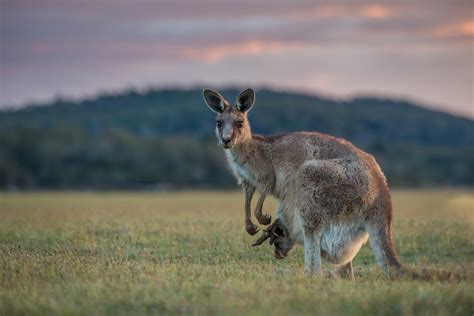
252, 219, 295, 259
202, 88, 255, 149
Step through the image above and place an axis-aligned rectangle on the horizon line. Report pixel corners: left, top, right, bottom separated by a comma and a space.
1, 83, 472, 120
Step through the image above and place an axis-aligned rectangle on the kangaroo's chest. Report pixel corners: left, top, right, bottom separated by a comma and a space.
225, 150, 256, 186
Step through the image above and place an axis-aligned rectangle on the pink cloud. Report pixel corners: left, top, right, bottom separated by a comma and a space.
286, 4, 347, 19
285, 3, 392, 21
180, 40, 301, 63
432, 20, 474, 38
359, 5, 391, 19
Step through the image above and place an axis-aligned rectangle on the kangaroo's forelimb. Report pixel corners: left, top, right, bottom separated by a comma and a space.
243, 182, 259, 235
254, 190, 271, 225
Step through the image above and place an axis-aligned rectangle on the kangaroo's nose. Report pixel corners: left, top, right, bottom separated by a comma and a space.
222, 137, 231, 145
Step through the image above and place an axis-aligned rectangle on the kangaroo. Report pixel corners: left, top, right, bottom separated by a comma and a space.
202, 88, 458, 280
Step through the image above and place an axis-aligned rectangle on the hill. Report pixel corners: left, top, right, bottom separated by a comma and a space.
1, 87, 473, 189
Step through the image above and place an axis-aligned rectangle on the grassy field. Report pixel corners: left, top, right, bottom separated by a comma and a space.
1, 190, 473, 315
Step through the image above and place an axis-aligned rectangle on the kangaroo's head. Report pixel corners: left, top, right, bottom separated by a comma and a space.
202, 88, 255, 149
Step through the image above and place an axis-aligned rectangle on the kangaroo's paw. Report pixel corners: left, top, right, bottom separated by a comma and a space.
245, 223, 259, 235
256, 212, 272, 225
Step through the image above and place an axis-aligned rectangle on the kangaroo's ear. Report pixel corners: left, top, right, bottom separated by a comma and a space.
236, 88, 255, 113
203, 89, 225, 113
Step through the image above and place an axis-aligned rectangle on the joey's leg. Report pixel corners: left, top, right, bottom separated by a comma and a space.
336, 261, 354, 280
254, 191, 271, 225
243, 182, 258, 235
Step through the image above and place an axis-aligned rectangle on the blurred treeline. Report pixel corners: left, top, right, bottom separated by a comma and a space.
1, 88, 473, 190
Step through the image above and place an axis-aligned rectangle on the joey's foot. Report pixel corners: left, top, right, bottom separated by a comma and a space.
245, 223, 259, 235
256, 212, 272, 225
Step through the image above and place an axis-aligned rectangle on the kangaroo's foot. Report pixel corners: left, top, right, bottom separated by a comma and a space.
335, 261, 355, 280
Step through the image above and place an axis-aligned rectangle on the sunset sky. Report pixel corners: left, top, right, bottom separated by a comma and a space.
1, 0, 473, 117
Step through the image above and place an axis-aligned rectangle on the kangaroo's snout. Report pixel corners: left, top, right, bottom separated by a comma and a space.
222, 139, 232, 148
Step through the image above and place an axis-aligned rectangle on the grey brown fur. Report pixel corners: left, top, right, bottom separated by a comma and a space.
202, 88, 457, 280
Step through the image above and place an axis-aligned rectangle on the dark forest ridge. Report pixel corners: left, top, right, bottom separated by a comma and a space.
1, 87, 473, 189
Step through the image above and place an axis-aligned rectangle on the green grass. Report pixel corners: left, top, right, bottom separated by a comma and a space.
1, 190, 473, 315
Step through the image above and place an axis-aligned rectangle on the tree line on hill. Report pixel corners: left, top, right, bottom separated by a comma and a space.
1, 88, 473, 190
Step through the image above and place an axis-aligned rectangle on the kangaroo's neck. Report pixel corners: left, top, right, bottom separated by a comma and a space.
224, 135, 275, 192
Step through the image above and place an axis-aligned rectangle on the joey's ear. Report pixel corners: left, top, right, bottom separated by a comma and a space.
203, 89, 225, 113
272, 219, 288, 238
236, 88, 255, 112
274, 225, 286, 237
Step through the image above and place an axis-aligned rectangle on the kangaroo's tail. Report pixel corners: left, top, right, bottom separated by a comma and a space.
392, 265, 465, 282
367, 219, 465, 282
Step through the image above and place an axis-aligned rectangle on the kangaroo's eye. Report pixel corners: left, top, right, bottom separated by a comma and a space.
235, 122, 244, 128
216, 121, 223, 128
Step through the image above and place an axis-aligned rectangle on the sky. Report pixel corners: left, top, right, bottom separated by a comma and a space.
1, 0, 473, 117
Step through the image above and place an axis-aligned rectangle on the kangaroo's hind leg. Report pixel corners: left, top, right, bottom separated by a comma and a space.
302, 225, 323, 275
